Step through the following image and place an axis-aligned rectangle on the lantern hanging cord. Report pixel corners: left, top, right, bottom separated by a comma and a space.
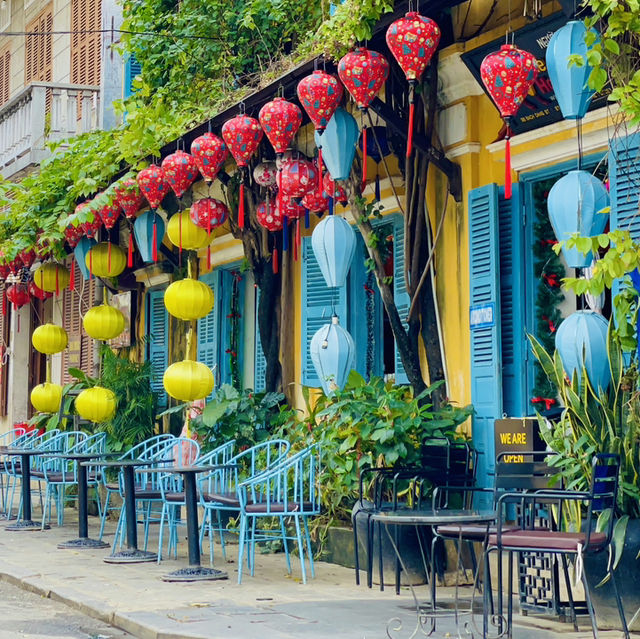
0, 28, 233, 41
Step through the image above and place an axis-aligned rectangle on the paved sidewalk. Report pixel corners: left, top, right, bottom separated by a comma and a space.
0, 510, 623, 639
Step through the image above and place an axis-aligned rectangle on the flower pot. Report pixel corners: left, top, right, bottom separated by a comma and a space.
584, 518, 640, 631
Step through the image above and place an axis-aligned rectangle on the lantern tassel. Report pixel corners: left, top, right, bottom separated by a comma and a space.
2, 289, 6, 316
504, 125, 512, 200
375, 173, 381, 202
305, 208, 310, 229
317, 146, 324, 191
152, 217, 158, 263
361, 124, 368, 192
127, 233, 134, 268
207, 245, 211, 270
283, 216, 289, 252
70, 261, 75, 291
238, 183, 245, 229
272, 247, 278, 274
406, 100, 415, 159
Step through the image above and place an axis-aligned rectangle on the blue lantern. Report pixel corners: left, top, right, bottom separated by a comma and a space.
134, 210, 166, 264
546, 21, 598, 120
315, 107, 359, 181
74, 236, 96, 280
311, 215, 356, 288
555, 310, 610, 390
310, 315, 356, 395
547, 170, 609, 268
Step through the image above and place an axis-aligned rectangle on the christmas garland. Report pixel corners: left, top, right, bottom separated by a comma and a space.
531, 179, 565, 410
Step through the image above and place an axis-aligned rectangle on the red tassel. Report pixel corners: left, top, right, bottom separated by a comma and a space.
70, 261, 75, 291
2, 289, 6, 316
108, 241, 112, 274
55, 267, 59, 296
362, 124, 368, 192
238, 183, 245, 229
127, 233, 134, 268
207, 245, 211, 270
272, 247, 278, 274
406, 101, 415, 158
504, 128, 512, 200
317, 147, 323, 190
152, 219, 158, 262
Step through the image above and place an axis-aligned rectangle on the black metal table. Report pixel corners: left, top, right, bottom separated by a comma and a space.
91, 458, 167, 564
139, 464, 233, 582
4, 447, 55, 531
371, 508, 496, 639
47, 452, 119, 549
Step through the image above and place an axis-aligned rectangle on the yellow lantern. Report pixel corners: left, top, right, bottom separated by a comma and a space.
33, 263, 71, 293
32, 324, 68, 354
167, 210, 210, 250
86, 242, 126, 277
164, 278, 214, 321
82, 303, 125, 341
75, 386, 116, 422
163, 360, 213, 401
30, 383, 63, 413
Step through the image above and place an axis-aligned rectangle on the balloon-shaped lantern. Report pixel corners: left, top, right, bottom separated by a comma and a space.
31, 383, 63, 414
113, 178, 145, 219
555, 311, 610, 390
83, 303, 125, 341
28, 280, 52, 301
338, 47, 389, 187
78, 201, 101, 240
75, 386, 117, 423
257, 199, 284, 232
310, 315, 356, 395
161, 150, 199, 200
134, 210, 166, 264
164, 278, 214, 321
253, 162, 278, 188
547, 170, 609, 268
95, 194, 121, 230
480, 44, 538, 199
64, 224, 84, 249
190, 198, 228, 233
19, 249, 36, 268
280, 158, 317, 200
137, 165, 169, 262
86, 242, 127, 278
32, 324, 68, 354
259, 97, 302, 155
74, 236, 96, 281
221, 114, 263, 229
386, 12, 441, 157
190, 132, 228, 183
311, 215, 356, 288
302, 190, 329, 214
163, 360, 214, 401
167, 210, 210, 252
314, 108, 359, 182
546, 21, 597, 121
6, 283, 30, 309
323, 173, 348, 213
34, 263, 70, 295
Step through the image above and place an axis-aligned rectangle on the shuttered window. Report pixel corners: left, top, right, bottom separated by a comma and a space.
609, 133, 640, 239
124, 53, 141, 97
254, 287, 267, 392
0, 284, 10, 417
147, 289, 168, 408
391, 216, 410, 384
0, 47, 10, 106
197, 272, 219, 399
71, 0, 101, 87
25, 6, 53, 85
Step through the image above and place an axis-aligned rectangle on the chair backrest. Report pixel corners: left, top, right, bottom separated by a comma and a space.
119, 433, 175, 461
422, 438, 476, 486
69, 432, 107, 454
198, 440, 235, 466
586, 453, 620, 543
495, 451, 556, 492
229, 439, 290, 476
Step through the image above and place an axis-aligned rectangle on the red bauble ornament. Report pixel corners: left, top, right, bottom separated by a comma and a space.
256, 199, 284, 232
280, 159, 317, 199
190, 132, 228, 183
480, 44, 538, 199
137, 164, 170, 210
221, 115, 263, 168
113, 179, 145, 219
190, 198, 229, 231
338, 47, 389, 109
322, 173, 348, 205
258, 97, 302, 155
78, 202, 101, 239
96, 194, 122, 230
64, 224, 84, 248
296, 70, 344, 131
161, 150, 199, 199
28, 280, 52, 300
301, 190, 329, 214
19, 249, 36, 268
6, 283, 30, 308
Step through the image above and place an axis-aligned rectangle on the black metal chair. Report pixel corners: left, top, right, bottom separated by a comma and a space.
484, 453, 629, 639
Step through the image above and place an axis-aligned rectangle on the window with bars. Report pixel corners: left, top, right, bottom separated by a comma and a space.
0, 47, 10, 106
71, 0, 101, 87
25, 5, 53, 86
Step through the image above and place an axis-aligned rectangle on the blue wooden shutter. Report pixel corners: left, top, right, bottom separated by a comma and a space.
197, 272, 219, 398
610, 133, 640, 238
498, 184, 527, 417
254, 288, 266, 392
124, 54, 142, 98
301, 236, 347, 386
147, 289, 168, 408
348, 233, 371, 378
392, 215, 410, 384
469, 184, 502, 485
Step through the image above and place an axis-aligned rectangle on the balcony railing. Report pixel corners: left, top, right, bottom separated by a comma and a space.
0, 82, 101, 180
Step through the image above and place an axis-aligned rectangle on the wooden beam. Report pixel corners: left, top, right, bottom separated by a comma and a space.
369, 97, 462, 202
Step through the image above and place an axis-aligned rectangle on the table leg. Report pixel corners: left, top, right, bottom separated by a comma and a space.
104, 465, 156, 563
58, 461, 108, 549
6, 454, 43, 531
162, 471, 227, 582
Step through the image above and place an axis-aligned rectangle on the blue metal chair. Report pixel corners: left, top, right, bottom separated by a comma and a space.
237, 444, 321, 584
99, 433, 175, 539
157, 439, 235, 563
0, 427, 31, 514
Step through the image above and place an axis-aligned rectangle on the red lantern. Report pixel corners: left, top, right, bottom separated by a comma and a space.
297, 70, 343, 131
64, 224, 84, 248
301, 190, 329, 214
259, 97, 302, 155
6, 283, 30, 309
253, 162, 277, 187
161, 150, 199, 199
8, 255, 22, 274
190, 198, 229, 231
190, 132, 228, 183
221, 115, 263, 229
19, 249, 36, 268
386, 12, 441, 157
113, 179, 145, 219
256, 199, 284, 232
280, 159, 317, 199
96, 196, 122, 230
78, 203, 101, 240
323, 173, 348, 206
480, 44, 538, 199
137, 164, 170, 210
0, 263, 9, 279
28, 280, 52, 301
